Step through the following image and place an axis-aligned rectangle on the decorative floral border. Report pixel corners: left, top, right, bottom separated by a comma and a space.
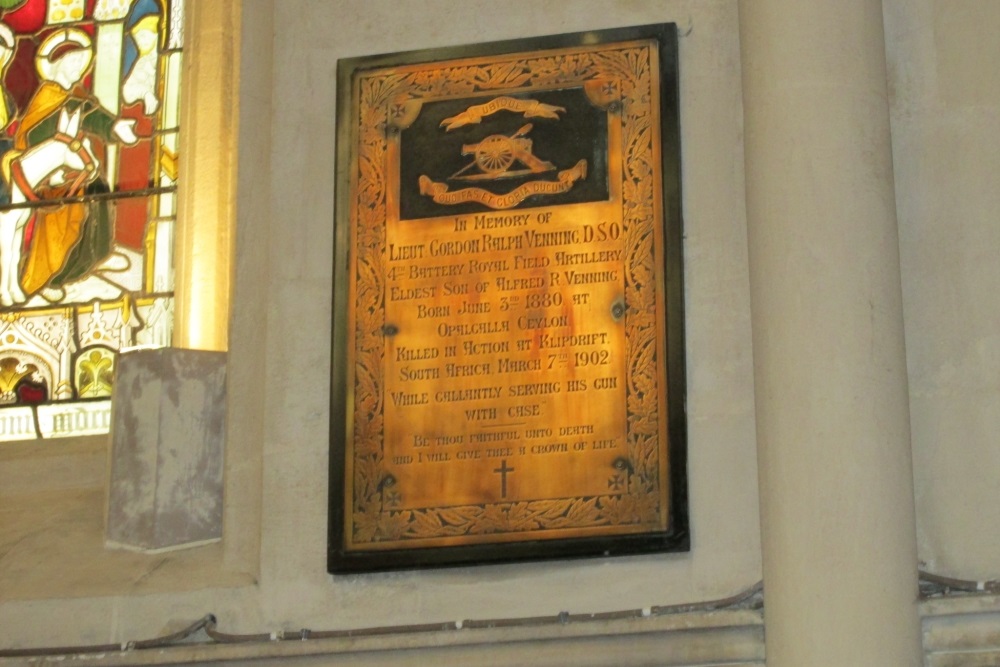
348, 42, 664, 546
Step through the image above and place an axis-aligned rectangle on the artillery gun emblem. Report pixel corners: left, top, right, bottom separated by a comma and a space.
418, 96, 587, 210
451, 124, 555, 181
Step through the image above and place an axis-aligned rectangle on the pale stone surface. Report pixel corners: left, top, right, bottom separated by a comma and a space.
106, 349, 226, 551
884, 0, 1000, 581
0, 434, 105, 494
0, 437, 253, 602
740, 1, 921, 664
0, 484, 253, 600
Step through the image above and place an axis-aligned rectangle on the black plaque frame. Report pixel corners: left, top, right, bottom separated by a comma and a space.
329, 24, 688, 573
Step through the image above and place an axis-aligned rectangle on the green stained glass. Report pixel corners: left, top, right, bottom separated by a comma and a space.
0, 0, 182, 440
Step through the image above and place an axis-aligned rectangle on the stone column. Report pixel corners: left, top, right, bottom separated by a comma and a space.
739, 2, 922, 664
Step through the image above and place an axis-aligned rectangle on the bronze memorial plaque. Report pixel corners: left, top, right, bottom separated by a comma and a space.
329, 24, 687, 572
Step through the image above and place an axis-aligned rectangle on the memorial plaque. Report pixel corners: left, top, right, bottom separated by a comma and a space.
329, 24, 687, 572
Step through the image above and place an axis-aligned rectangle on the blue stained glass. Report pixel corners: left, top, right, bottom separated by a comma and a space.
0, 0, 182, 440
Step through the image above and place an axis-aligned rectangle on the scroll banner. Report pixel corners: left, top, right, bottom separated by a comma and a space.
440, 96, 566, 130
418, 160, 588, 210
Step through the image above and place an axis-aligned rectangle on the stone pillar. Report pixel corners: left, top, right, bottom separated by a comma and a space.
739, 2, 922, 665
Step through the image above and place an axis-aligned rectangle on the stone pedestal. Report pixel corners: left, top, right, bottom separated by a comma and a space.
105, 348, 227, 552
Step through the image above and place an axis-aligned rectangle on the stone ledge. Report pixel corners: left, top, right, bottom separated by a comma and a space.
921, 592, 1000, 617
922, 594, 1000, 666
0, 609, 765, 667
0, 484, 254, 600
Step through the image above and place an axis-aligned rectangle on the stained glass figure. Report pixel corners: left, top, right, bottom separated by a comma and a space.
0, 0, 182, 440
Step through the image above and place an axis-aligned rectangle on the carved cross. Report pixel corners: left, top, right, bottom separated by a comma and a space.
493, 459, 515, 499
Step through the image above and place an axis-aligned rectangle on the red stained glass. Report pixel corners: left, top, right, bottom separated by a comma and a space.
0, 0, 183, 438
3, 2, 46, 34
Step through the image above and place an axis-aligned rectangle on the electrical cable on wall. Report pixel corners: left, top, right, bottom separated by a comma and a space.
0, 571, 994, 659
0, 581, 763, 659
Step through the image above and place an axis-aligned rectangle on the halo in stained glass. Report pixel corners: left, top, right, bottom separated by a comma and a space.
0, 0, 182, 440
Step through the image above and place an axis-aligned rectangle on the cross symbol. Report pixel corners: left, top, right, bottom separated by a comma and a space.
493, 459, 515, 499
608, 473, 624, 491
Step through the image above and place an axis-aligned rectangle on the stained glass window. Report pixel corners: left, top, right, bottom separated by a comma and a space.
0, 0, 183, 440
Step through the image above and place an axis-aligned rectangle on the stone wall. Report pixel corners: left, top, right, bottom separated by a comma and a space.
1, 1, 999, 664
